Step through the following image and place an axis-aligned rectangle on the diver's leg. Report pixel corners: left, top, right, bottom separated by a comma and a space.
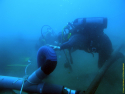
98, 52, 109, 68
97, 34, 113, 68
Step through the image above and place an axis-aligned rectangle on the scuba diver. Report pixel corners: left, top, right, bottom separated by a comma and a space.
50, 17, 124, 68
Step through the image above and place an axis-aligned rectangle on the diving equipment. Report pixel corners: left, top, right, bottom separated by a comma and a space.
41, 25, 55, 40
63, 17, 107, 36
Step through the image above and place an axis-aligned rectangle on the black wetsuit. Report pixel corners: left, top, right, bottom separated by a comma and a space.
59, 17, 124, 68
60, 31, 114, 68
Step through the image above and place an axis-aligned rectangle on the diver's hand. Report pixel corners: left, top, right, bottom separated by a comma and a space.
49, 45, 60, 50
54, 46, 60, 50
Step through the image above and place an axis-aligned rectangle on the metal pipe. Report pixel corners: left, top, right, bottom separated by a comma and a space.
0, 74, 63, 94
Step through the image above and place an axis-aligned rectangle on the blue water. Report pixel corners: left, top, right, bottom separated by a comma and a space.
0, 0, 125, 94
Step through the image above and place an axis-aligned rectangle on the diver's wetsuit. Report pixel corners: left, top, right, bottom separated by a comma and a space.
59, 17, 124, 68
60, 32, 114, 68
60, 34, 88, 50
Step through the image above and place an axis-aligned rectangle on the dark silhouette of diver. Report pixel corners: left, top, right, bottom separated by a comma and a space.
50, 17, 124, 68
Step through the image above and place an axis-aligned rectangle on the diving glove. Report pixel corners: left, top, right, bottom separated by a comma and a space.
49, 45, 60, 50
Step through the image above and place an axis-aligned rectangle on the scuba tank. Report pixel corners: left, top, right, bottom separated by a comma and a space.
73, 17, 107, 29
63, 17, 107, 36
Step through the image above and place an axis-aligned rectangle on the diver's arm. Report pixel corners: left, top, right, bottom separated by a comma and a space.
49, 34, 85, 50
60, 40, 72, 50
49, 40, 72, 50
49, 35, 77, 50
60, 34, 81, 50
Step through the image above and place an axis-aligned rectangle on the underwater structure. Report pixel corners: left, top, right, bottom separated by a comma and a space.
0, 44, 123, 94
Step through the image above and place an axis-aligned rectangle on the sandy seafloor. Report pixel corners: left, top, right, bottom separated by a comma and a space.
0, 49, 125, 94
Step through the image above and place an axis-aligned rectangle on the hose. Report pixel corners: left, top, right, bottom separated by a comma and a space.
41, 25, 54, 40
20, 63, 31, 94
